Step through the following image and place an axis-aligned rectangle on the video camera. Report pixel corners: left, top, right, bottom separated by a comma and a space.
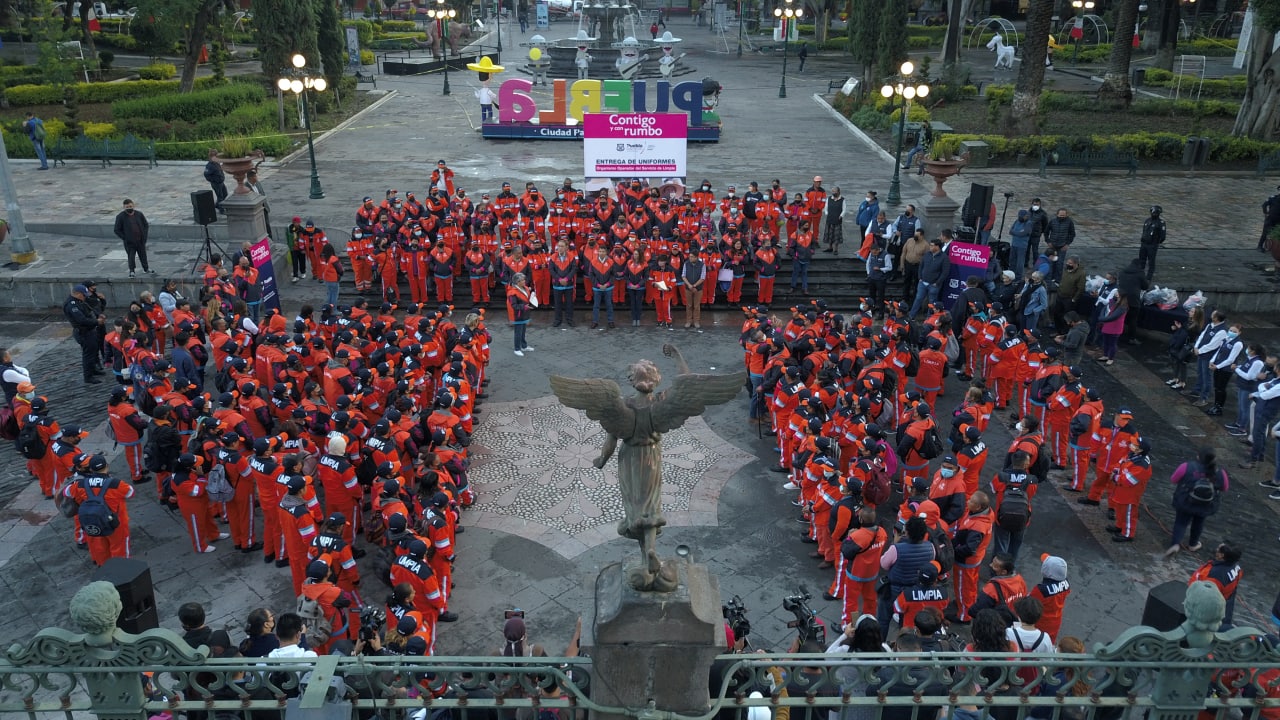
721, 595, 751, 647
359, 605, 386, 642
781, 584, 826, 646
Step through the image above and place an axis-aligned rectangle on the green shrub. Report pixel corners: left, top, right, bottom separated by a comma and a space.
376, 19, 417, 32
82, 121, 120, 139
3, 78, 225, 106
341, 19, 374, 47
92, 32, 140, 51
849, 106, 891, 130
889, 103, 930, 123
113, 83, 267, 123
196, 101, 276, 137
137, 62, 176, 80
98, 50, 115, 70
360, 49, 376, 65
153, 133, 296, 161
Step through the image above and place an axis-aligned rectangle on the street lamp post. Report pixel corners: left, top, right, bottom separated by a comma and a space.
880, 60, 929, 206
1070, 0, 1094, 64
736, 0, 743, 57
773, 0, 800, 98
277, 53, 328, 200
428, 0, 457, 95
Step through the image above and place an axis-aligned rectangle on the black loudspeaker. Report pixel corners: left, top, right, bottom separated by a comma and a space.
964, 183, 995, 227
191, 190, 217, 226
1141, 580, 1187, 631
93, 558, 159, 634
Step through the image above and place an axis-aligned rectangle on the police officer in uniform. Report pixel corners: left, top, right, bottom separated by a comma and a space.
63, 284, 105, 384
1137, 205, 1167, 281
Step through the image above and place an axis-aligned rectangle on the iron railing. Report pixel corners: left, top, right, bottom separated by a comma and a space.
4, 622, 1280, 720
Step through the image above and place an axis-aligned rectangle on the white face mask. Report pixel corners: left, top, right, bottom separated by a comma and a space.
1031, 205, 1041, 211
1015, 421, 1025, 433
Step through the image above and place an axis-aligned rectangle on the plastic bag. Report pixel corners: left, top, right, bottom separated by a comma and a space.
1183, 291, 1206, 310
1085, 274, 1107, 295
1143, 286, 1178, 308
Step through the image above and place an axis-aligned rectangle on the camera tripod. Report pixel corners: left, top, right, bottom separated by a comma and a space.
190, 222, 226, 275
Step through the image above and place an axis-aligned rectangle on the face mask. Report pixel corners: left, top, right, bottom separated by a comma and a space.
702, 185, 710, 191
1227, 331, 1240, 340
940, 467, 957, 479
1015, 421, 1025, 433
19, 391, 33, 402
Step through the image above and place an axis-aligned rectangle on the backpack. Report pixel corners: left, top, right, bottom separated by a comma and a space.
863, 464, 892, 506
16, 421, 46, 459
1186, 466, 1219, 506
997, 486, 1031, 532
31, 119, 46, 141
1030, 372, 1061, 404
296, 592, 334, 647
918, 425, 944, 460
1028, 441, 1050, 482
77, 480, 120, 537
205, 463, 236, 503
142, 425, 165, 473
943, 334, 960, 364
926, 523, 954, 575
0, 404, 19, 442
904, 346, 921, 377
214, 365, 235, 394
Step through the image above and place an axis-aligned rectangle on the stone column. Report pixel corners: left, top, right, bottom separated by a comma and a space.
222, 192, 268, 250
919, 192, 960, 238
590, 560, 726, 720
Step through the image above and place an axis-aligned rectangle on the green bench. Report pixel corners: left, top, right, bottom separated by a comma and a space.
355, 69, 377, 87
891, 120, 952, 145
49, 134, 158, 168
1039, 142, 1137, 177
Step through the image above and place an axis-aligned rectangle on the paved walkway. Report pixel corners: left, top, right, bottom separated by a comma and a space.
2, 20, 1279, 660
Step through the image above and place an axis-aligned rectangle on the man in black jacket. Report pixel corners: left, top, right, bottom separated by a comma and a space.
63, 285, 105, 383
113, 199, 154, 278
1027, 198, 1050, 261
1117, 258, 1150, 343
1044, 208, 1076, 283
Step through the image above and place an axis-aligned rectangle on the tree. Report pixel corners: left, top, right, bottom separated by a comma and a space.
253, 0, 320, 77
1149, 0, 1181, 70
876, 0, 908, 80
939, 0, 963, 68
1097, 0, 1140, 106
850, 0, 881, 86
1234, 0, 1280, 138
178, 0, 232, 93
1007, 0, 1052, 135
59, 0, 96, 57
315, 0, 345, 88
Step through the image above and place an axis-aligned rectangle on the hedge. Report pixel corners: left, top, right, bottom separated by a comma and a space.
376, 19, 417, 32
341, 19, 375, 47
112, 83, 266, 123
137, 62, 177, 80
3, 76, 225, 106
937, 130, 1280, 164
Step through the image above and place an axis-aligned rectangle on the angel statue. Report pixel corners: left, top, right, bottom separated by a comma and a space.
549, 344, 745, 592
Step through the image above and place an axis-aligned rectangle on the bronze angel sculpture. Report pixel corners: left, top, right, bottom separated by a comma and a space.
549, 344, 745, 592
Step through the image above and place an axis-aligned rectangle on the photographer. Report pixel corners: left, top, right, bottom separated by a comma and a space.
500, 613, 584, 720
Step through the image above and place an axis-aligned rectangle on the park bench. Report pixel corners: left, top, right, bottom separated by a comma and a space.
355, 69, 377, 87
49, 133, 157, 168
1257, 149, 1280, 175
1038, 142, 1137, 177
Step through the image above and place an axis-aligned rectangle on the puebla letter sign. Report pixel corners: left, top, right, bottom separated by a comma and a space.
482, 78, 720, 142
583, 113, 687, 177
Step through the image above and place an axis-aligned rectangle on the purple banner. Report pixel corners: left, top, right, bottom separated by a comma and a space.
942, 241, 991, 311
250, 235, 281, 313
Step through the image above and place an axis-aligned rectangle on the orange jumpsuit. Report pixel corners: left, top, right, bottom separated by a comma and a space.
279, 497, 319, 594
1111, 452, 1152, 539
840, 524, 888, 626
66, 475, 134, 565
171, 468, 220, 553
216, 447, 255, 549
951, 508, 994, 622
249, 454, 285, 560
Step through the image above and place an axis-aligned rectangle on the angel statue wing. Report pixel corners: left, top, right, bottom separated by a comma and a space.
548, 375, 634, 439
650, 371, 746, 434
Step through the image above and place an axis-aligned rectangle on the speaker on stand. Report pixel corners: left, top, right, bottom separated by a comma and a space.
190, 190, 225, 275
961, 183, 995, 239
92, 558, 159, 634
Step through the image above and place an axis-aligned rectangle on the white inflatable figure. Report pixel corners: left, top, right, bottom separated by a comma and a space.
612, 36, 649, 80
655, 30, 684, 78
986, 33, 1016, 69
522, 34, 554, 85
571, 29, 596, 79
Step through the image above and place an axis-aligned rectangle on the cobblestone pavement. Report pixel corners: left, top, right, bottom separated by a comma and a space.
2, 21, 1280, 658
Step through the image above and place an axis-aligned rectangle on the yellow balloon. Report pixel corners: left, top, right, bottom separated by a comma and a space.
529, 47, 542, 61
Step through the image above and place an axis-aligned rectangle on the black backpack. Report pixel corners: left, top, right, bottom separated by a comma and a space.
997, 485, 1030, 533
78, 480, 120, 537
143, 425, 165, 473
1187, 467, 1219, 505
919, 425, 944, 460
1029, 441, 1050, 482
904, 346, 921, 377
926, 524, 954, 575
16, 422, 46, 459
